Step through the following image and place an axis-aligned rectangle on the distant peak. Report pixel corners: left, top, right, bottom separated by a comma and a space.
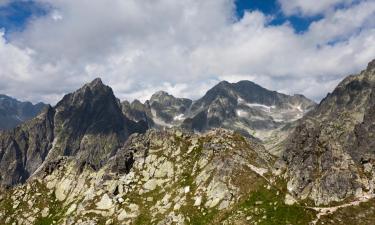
87, 77, 104, 88
367, 59, 375, 70
153, 90, 169, 96
218, 80, 230, 85
150, 91, 172, 101
79, 77, 111, 94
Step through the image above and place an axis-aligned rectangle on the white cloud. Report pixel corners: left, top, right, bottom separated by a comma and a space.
0, 0, 374, 104
278, 0, 355, 16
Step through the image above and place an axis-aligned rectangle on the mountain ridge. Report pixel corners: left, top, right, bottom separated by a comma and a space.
0, 78, 147, 189
0, 94, 47, 130
121, 79, 316, 147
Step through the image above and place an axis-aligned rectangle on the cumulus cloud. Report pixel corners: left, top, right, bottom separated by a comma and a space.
278, 0, 355, 16
0, 0, 374, 104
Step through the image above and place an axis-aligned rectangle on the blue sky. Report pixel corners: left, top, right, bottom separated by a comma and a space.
0, 0, 374, 104
235, 0, 322, 32
0, 1, 47, 36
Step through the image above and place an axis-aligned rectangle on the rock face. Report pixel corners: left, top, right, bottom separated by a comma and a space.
1, 129, 318, 225
0, 106, 55, 187
182, 81, 315, 140
0, 78, 147, 189
0, 94, 47, 130
121, 91, 192, 128
283, 60, 375, 205
122, 80, 316, 145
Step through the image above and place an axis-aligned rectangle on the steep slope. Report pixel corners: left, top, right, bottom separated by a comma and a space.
121, 80, 316, 151
0, 94, 47, 130
0, 106, 55, 188
182, 81, 315, 141
121, 91, 192, 129
0, 129, 317, 225
148, 91, 192, 127
0, 78, 147, 189
283, 60, 375, 205
121, 99, 153, 126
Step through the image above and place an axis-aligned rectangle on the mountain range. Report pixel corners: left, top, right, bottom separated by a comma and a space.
0, 95, 47, 130
0, 60, 374, 225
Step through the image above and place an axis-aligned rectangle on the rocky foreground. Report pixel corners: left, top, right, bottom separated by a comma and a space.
1, 128, 375, 225
0, 129, 312, 225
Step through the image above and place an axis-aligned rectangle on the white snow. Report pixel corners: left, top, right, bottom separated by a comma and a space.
237, 97, 275, 112
173, 114, 185, 121
151, 109, 173, 128
236, 109, 248, 117
246, 103, 275, 112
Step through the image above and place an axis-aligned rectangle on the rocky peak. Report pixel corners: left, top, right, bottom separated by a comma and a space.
150, 91, 191, 107
86, 77, 104, 87
367, 58, 375, 71
0, 78, 147, 189
150, 90, 169, 100
0, 94, 47, 130
52, 78, 143, 163
283, 60, 375, 205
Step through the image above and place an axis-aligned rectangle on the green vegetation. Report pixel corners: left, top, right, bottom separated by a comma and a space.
236, 188, 316, 225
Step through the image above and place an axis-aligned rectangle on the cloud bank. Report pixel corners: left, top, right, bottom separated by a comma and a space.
0, 0, 374, 104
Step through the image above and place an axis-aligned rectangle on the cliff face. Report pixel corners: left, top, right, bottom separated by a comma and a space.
0, 78, 147, 189
283, 60, 375, 205
0, 106, 55, 187
0, 94, 47, 130
122, 80, 316, 148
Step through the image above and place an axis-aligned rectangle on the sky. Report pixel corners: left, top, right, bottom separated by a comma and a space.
0, 0, 374, 104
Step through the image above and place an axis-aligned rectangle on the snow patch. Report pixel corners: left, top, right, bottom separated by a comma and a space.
246, 103, 275, 112
236, 109, 248, 117
173, 114, 185, 121
151, 109, 173, 128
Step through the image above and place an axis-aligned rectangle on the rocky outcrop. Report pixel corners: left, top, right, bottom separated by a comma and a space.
0, 94, 47, 130
1, 129, 312, 225
48, 78, 146, 169
283, 60, 375, 205
121, 99, 153, 127
0, 78, 147, 189
121, 91, 192, 129
0, 106, 54, 188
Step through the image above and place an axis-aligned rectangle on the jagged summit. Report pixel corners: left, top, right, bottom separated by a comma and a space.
121, 79, 316, 144
150, 90, 170, 98
0, 94, 47, 130
367, 58, 375, 70
0, 78, 147, 188
283, 58, 375, 205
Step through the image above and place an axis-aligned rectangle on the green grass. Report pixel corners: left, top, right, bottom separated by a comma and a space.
237, 188, 316, 225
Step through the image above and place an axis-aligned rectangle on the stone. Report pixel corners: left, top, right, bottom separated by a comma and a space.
66, 204, 77, 215
284, 194, 296, 205
184, 186, 190, 194
143, 179, 158, 191
118, 197, 124, 203
96, 194, 113, 210
41, 207, 49, 217
194, 196, 202, 206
